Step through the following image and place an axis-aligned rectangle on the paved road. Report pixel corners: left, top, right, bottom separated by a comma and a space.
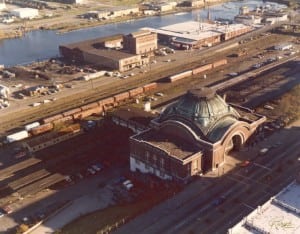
113, 121, 300, 234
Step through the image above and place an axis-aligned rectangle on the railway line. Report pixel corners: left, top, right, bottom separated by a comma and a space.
0, 55, 298, 207
154, 135, 300, 234
0, 122, 130, 205
0, 26, 290, 135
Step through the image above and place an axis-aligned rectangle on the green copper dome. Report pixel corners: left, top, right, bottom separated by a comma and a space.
158, 87, 240, 141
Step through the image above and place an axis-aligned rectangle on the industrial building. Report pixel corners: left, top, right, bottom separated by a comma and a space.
123, 30, 157, 55
229, 179, 300, 234
129, 87, 265, 182
234, 6, 288, 25
0, 0, 6, 11
59, 30, 156, 71
143, 21, 252, 49
10, 7, 39, 19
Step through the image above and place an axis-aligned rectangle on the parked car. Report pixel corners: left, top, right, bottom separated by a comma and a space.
87, 167, 96, 175
123, 180, 134, 191
2, 205, 13, 214
91, 163, 103, 172
239, 160, 251, 167
212, 195, 226, 206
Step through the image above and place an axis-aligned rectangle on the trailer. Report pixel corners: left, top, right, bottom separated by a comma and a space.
113, 92, 130, 102
42, 114, 64, 124
6, 130, 29, 143
24, 122, 40, 131
80, 102, 99, 111
168, 70, 192, 82
63, 108, 82, 117
192, 64, 213, 75
213, 59, 227, 68
129, 87, 144, 97
30, 123, 53, 136
143, 82, 157, 92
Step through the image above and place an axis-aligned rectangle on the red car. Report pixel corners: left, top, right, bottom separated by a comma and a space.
239, 160, 251, 167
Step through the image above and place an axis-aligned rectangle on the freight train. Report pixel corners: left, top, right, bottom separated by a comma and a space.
168, 59, 227, 82
4, 82, 158, 143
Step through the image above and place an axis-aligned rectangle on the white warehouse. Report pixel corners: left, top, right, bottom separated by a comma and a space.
0, 0, 6, 11
11, 8, 39, 19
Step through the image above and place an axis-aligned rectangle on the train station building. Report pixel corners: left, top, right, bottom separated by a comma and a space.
129, 87, 266, 182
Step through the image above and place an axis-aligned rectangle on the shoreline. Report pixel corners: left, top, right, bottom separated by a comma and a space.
0, 0, 239, 41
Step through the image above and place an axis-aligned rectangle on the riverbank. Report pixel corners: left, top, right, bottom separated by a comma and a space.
0, 0, 230, 40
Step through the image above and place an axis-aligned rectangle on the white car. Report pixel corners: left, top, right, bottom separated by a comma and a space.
87, 167, 96, 175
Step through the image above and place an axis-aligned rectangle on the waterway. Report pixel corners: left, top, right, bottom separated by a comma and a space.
0, 0, 285, 66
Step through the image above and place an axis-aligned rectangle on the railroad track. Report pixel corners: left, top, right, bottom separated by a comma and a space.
0, 28, 289, 134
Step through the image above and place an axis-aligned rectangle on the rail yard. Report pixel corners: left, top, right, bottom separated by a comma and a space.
0, 9, 300, 234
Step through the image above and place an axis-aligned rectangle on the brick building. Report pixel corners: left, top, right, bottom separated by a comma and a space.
130, 87, 265, 182
123, 30, 158, 55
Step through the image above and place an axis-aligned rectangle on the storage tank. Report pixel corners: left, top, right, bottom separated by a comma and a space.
6, 130, 29, 143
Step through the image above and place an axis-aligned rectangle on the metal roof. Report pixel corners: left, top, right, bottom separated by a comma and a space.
157, 87, 240, 140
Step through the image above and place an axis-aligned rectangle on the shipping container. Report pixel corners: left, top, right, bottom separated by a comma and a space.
213, 59, 227, 68
192, 64, 213, 75
73, 106, 103, 120
52, 116, 74, 125
30, 123, 53, 136
24, 122, 40, 131
6, 130, 29, 143
143, 82, 157, 92
129, 87, 144, 97
98, 97, 115, 107
63, 108, 82, 117
168, 70, 193, 82
42, 114, 64, 124
113, 92, 130, 102
80, 102, 99, 111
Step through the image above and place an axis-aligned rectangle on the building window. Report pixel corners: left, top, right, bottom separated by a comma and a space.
160, 158, 164, 169
153, 154, 157, 164
145, 151, 150, 162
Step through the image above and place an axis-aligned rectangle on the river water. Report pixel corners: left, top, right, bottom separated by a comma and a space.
0, 0, 285, 66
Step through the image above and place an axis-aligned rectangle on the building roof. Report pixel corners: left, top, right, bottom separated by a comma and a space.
134, 129, 201, 161
84, 48, 139, 60
112, 107, 157, 126
156, 87, 240, 141
142, 21, 251, 42
60, 34, 123, 50
230, 181, 300, 234
128, 30, 151, 38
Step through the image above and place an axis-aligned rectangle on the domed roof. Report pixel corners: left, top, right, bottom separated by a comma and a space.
157, 87, 240, 141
